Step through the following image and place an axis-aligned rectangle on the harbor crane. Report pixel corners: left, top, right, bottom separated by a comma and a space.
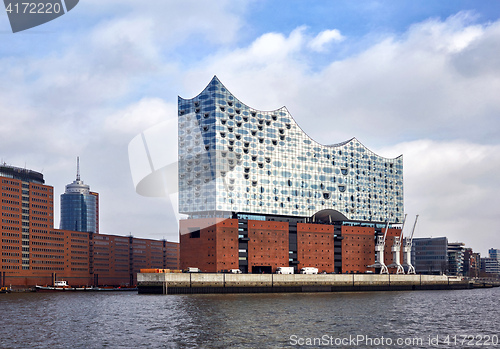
402, 215, 419, 274
368, 220, 390, 274
387, 214, 407, 274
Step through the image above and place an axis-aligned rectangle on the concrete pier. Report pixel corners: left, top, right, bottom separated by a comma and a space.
137, 273, 473, 294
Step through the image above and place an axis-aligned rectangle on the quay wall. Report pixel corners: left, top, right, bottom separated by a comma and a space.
137, 273, 470, 294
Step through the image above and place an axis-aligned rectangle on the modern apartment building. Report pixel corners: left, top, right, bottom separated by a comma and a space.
463, 248, 481, 277
448, 242, 465, 276
178, 77, 404, 273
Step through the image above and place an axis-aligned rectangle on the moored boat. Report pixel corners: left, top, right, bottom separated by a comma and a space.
0, 286, 12, 293
35, 280, 94, 292
34, 281, 137, 292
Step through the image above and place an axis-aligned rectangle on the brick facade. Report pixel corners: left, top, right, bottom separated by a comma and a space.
0, 169, 179, 288
341, 226, 376, 274
247, 220, 288, 273
179, 218, 239, 272
384, 228, 405, 273
297, 223, 335, 273
180, 218, 403, 275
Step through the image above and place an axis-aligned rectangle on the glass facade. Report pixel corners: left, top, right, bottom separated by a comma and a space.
412, 237, 449, 274
178, 77, 404, 223
60, 167, 97, 234
60, 193, 97, 233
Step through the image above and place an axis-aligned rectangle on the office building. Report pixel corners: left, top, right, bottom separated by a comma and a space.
60, 158, 99, 233
178, 77, 404, 273
489, 248, 500, 261
481, 258, 500, 275
412, 237, 448, 274
0, 163, 178, 288
481, 248, 500, 276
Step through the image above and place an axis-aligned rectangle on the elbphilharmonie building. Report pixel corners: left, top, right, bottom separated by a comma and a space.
178, 76, 403, 224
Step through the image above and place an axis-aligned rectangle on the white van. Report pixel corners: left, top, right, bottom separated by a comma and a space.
185, 267, 201, 273
276, 267, 294, 274
300, 267, 318, 274
229, 269, 242, 274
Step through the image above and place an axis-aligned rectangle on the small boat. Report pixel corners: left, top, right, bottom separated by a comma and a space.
35, 281, 137, 292
0, 286, 12, 293
35, 280, 78, 292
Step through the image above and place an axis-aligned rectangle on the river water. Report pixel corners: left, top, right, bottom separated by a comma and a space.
0, 288, 498, 348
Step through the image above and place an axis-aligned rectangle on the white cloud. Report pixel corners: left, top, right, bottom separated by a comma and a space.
83, 0, 247, 46
1, 5, 500, 253
377, 139, 500, 254
189, 12, 500, 148
181, 13, 500, 253
309, 29, 345, 52
104, 98, 176, 135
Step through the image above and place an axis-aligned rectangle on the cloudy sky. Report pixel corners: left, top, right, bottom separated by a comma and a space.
1, 1, 499, 255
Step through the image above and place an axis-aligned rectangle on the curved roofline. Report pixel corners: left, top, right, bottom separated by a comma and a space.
180, 76, 402, 161
0, 163, 45, 183
179, 75, 290, 114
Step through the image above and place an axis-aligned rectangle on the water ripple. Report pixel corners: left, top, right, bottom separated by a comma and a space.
0, 288, 498, 348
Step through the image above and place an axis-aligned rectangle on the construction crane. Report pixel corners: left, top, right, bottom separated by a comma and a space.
402, 215, 419, 274
387, 214, 407, 274
368, 220, 390, 274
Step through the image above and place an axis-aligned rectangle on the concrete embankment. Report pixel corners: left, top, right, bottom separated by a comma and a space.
137, 273, 473, 294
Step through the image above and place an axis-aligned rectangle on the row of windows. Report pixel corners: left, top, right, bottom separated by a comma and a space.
32, 235, 64, 241
2, 232, 19, 237
1, 199, 19, 205
71, 245, 87, 249
71, 256, 87, 260
1, 245, 19, 250
31, 198, 48, 203
71, 232, 88, 238
1, 206, 19, 212
2, 179, 19, 186
2, 212, 19, 219
1, 186, 19, 192
31, 260, 64, 265
32, 242, 64, 247
31, 185, 49, 191
31, 248, 64, 253
2, 193, 19, 200
2, 258, 19, 263
2, 252, 19, 256
32, 210, 48, 216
